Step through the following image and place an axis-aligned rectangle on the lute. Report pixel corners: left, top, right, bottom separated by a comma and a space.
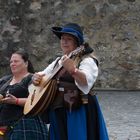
24, 46, 85, 115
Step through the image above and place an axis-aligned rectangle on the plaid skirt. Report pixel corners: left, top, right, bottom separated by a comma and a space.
5, 116, 48, 140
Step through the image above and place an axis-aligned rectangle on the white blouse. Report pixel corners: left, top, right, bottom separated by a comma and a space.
40, 57, 98, 94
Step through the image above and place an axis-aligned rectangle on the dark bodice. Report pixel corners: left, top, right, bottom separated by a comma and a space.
57, 68, 74, 83
0, 74, 32, 126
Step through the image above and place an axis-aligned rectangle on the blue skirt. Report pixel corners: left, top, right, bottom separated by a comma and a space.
49, 95, 109, 140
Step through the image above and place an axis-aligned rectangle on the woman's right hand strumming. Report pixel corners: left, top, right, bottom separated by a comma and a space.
32, 72, 45, 86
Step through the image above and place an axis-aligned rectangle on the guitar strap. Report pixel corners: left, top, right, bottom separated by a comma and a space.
53, 57, 61, 70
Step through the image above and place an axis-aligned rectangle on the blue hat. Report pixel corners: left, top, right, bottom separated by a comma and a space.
52, 23, 84, 45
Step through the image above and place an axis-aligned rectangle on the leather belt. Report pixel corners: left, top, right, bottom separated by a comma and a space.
58, 88, 88, 104
57, 81, 92, 104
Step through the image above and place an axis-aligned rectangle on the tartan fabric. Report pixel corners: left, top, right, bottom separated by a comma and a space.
5, 116, 48, 140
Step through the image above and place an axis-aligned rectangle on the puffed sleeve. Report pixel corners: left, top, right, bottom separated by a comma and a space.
75, 57, 98, 94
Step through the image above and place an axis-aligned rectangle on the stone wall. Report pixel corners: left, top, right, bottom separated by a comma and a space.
0, 0, 140, 90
